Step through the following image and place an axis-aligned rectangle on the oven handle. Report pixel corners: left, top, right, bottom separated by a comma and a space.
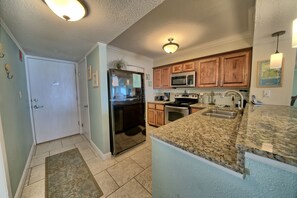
165, 106, 189, 110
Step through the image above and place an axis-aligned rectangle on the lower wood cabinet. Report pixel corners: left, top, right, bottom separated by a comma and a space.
147, 103, 164, 127
190, 107, 203, 114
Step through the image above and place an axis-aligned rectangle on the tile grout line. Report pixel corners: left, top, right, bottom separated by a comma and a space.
134, 176, 152, 195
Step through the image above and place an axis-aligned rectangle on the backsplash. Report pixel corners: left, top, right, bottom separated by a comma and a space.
154, 88, 249, 107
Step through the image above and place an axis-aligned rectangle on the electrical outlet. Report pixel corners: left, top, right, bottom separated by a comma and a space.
263, 90, 271, 98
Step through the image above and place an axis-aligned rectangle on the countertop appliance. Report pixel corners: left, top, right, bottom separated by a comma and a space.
165, 93, 198, 124
171, 71, 196, 88
108, 69, 146, 155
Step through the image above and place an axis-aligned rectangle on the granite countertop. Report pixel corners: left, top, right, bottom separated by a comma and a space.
190, 103, 212, 109
151, 106, 244, 173
148, 101, 173, 104
236, 104, 297, 168
151, 103, 297, 174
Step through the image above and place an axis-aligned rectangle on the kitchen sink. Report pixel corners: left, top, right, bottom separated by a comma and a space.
202, 109, 238, 119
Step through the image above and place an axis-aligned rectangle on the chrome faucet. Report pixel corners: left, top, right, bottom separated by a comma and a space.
222, 90, 244, 109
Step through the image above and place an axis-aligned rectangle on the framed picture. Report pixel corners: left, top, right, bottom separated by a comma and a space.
88, 65, 92, 80
257, 60, 283, 87
92, 71, 99, 87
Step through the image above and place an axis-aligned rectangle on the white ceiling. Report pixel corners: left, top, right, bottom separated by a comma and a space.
110, 0, 255, 59
0, 0, 255, 62
0, 0, 164, 61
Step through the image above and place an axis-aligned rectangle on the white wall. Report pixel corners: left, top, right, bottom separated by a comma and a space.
249, 0, 297, 105
107, 45, 155, 102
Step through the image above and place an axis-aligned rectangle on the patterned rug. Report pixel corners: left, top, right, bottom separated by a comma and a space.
45, 148, 103, 198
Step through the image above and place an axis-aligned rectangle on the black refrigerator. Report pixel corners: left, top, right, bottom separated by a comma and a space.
108, 69, 146, 155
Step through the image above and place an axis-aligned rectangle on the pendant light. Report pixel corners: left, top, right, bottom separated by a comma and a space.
162, 38, 179, 54
293, 18, 297, 48
44, 0, 87, 22
270, 31, 285, 69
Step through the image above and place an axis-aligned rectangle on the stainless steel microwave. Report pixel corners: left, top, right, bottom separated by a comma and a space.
171, 71, 196, 88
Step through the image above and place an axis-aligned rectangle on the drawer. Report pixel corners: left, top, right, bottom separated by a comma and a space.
191, 108, 201, 114
148, 103, 156, 109
172, 64, 183, 73
155, 104, 164, 110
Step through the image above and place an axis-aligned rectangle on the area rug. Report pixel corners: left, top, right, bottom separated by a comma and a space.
45, 148, 103, 198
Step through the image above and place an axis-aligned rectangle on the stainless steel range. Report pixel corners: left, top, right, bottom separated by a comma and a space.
165, 93, 198, 124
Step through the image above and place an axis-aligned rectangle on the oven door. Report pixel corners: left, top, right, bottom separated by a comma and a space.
165, 106, 189, 124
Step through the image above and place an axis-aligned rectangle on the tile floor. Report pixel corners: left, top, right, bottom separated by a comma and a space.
21, 126, 155, 198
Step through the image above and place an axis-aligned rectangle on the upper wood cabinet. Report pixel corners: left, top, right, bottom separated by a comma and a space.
172, 61, 195, 73
220, 50, 251, 87
196, 57, 219, 87
153, 68, 162, 89
153, 66, 171, 89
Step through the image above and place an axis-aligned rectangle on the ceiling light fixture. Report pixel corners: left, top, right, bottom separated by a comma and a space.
44, 0, 87, 22
270, 31, 285, 69
292, 18, 297, 48
162, 38, 179, 54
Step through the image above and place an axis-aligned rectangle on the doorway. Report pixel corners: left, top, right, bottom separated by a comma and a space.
27, 57, 79, 143
78, 59, 91, 140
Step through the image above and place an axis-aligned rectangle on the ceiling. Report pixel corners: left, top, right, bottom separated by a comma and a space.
110, 0, 255, 59
0, 0, 164, 61
0, 0, 255, 62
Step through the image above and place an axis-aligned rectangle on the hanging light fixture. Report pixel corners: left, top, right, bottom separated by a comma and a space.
292, 18, 297, 48
270, 31, 285, 69
162, 38, 179, 54
44, 0, 87, 22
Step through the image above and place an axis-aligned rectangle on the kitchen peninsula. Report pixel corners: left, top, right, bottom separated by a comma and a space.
150, 104, 297, 198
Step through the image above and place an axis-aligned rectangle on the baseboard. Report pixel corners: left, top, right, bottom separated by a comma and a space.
89, 140, 111, 160
14, 144, 35, 198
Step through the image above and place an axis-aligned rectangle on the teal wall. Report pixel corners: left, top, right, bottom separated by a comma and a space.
152, 138, 297, 198
86, 44, 110, 154
0, 25, 33, 196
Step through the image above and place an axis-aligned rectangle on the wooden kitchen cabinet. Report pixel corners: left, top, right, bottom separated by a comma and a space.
220, 51, 251, 87
147, 103, 165, 127
153, 68, 162, 89
153, 66, 171, 89
196, 57, 220, 87
190, 107, 203, 114
172, 62, 195, 73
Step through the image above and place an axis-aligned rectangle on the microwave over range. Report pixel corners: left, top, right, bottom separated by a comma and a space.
171, 71, 196, 88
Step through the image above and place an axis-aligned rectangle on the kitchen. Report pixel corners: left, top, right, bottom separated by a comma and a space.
0, 0, 297, 197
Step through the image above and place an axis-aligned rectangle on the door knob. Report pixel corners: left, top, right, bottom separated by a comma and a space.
33, 105, 44, 109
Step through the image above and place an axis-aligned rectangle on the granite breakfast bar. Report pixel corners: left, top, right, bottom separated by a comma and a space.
150, 104, 297, 198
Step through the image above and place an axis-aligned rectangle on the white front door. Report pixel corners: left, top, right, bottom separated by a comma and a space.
28, 57, 79, 143
78, 59, 91, 140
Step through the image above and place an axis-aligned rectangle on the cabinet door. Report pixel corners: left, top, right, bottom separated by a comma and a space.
153, 68, 162, 89
148, 109, 156, 125
155, 110, 164, 126
220, 51, 251, 87
191, 108, 201, 114
183, 62, 195, 72
161, 66, 171, 88
196, 58, 219, 87
172, 64, 183, 73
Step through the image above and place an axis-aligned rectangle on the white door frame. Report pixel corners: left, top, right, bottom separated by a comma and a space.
26, 55, 80, 143
0, 113, 12, 198
77, 58, 91, 140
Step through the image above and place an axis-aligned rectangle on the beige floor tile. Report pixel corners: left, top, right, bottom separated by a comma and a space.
114, 148, 138, 162
94, 170, 119, 197
79, 147, 97, 161
35, 142, 51, 156
29, 164, 45, 185
86, 157, 117, 175
49, 144, 75, 156
135, 166, 152, 194
75, 141, 92, 151
24, 168, 32, 187
108, 179, 151, 198
61, 135, 84, 146
134, 142, 150, 152
21, 179, 45, 198
130, 148, 152, 169
107, 158, 143, 187
30, 152, 49, 167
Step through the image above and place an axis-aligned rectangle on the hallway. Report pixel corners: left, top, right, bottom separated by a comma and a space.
21, 131, 153, 198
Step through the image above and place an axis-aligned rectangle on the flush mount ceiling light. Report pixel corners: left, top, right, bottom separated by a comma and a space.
44, 0, 87, 21
162, 38, 179, 54
292, 18, 297, 48
270, 31, 285, 69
